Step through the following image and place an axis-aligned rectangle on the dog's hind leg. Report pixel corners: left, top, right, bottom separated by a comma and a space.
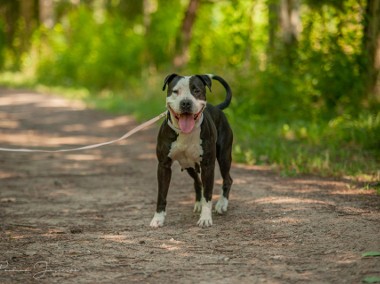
215, 140, 233, 214
186, 167, 202, 213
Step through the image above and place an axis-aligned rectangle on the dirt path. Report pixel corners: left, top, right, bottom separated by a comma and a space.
0, 89, 379, 283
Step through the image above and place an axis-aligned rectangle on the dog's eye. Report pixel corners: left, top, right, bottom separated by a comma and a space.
172, 90, 179, 95
193, 89, 200, 95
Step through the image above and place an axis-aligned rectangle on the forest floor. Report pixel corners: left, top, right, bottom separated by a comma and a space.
0, 89, 379, 283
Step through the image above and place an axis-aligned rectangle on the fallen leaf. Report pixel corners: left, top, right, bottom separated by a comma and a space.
362, 276, 380, 283
362, 251, 380, 257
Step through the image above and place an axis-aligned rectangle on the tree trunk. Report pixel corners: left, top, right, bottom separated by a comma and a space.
280, 0, 300, 64
18, 0, 38, 61
267, 0, 300, 64
280, 0, 299, 46
173, 0, 200, 68
244, 1, 256, 69
39, 0, 54, 28
268, 0, 280, 55
0, 1, 19, 48
363, 0, 380, 99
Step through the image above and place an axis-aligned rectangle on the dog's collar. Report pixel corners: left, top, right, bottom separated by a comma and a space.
167, 111, 204, 134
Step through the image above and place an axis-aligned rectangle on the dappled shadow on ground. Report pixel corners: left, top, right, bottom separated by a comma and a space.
0, 89, 379, 283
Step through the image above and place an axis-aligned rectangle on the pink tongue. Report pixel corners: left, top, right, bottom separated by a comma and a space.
178, 114, 195, 133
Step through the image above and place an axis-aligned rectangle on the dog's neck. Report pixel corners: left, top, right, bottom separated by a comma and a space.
167, 111, 204, 134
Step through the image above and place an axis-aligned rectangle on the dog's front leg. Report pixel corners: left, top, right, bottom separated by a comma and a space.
150, 161, 172, 227
197, 161, 215, 227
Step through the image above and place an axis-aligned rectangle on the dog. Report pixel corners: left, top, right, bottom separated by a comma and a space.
150, 74, 233, 227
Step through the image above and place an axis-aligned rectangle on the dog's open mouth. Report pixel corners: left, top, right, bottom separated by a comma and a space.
169, 106, 204, 134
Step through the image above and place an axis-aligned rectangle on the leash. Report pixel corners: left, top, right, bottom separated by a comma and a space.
0, 111, 167, 153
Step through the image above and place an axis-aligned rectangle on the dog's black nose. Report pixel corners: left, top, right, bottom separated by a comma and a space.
180, 99, 192, 112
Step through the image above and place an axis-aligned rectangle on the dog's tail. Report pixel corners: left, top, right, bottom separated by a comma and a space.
209, 74, 232, 110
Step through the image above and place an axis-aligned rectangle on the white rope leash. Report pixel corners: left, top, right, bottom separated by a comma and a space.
0, 111, 167, 153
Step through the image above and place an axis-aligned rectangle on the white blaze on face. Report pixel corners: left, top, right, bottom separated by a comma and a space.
166, 76, 206, 134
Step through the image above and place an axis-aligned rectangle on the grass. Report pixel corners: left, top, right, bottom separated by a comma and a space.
1, 71, 379, 184
230, 115, 380, 181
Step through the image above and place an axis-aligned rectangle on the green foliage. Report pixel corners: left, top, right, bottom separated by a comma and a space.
298, 0, 366, 114
31, 6, 144, 89
145, 0, 182, 69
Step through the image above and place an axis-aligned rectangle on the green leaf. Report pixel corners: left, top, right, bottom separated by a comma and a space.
362, 251, 380, 257
362, 276, 380, 283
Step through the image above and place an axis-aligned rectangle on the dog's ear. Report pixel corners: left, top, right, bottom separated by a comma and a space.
162, 73, 179, 91
196, 75, 212, 92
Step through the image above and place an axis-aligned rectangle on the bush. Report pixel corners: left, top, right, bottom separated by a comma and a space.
31, 6, 144, 90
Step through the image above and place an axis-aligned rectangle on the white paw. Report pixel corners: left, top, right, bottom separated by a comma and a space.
215, 196, 229, 214
197, 200, 213, 227
150, 211, 166, 228
193, 201, 202, 213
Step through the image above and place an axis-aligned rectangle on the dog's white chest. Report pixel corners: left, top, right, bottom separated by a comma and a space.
168, 127, 203, 170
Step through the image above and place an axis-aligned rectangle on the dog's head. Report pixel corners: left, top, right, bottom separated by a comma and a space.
163, 74, 212, 134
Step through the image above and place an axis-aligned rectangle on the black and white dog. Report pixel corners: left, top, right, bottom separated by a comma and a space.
150, 74, 233, 227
